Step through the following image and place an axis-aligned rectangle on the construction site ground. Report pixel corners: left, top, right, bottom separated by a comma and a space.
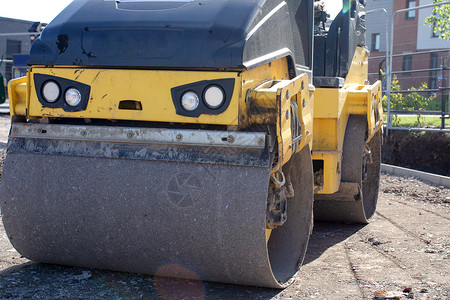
382, 131, 450, 177
0, 114, 448, 299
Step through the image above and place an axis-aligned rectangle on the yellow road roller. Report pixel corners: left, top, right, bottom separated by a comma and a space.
1, 0, 382, 288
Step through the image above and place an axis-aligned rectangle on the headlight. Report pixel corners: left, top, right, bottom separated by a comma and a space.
34, 74, 91, 112
204, 85, 225, 109
42, 81, 60, 103
65, 88, 82, 107
170, 78, 234, 117
181, 91, 200, 111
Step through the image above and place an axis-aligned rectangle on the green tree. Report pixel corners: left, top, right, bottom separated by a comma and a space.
424, 0, 450, 41
404, 83, 437, 126
383, 75, 437, 127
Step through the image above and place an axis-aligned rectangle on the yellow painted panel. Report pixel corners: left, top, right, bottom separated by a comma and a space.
367, 81, 383, 140
312, 151, 341, 194
314, 88, 339, 118
345, 47, 369, 86
7, 76, 28, 116
241, 57, 290, 126
297, 83, 314, 151
312, 118, 337, 151
248, 73, 310, 170
241, 58, 290, 88
346, 81, 383, 141
266, 229, 272, 243
279, 86, 293, 162
28, 67, 241, 125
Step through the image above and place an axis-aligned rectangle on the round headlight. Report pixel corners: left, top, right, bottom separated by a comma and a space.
42, 81, 60, 103
181, 91, 200, 111
65, 88, 82, 107
204, 85, 224, 109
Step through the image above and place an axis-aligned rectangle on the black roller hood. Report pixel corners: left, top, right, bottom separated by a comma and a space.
29, 0, 312, 71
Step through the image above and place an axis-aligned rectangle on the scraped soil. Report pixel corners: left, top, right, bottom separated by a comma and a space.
382, 131, 450, 176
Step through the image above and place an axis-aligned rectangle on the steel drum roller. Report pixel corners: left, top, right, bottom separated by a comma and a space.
0, 132, 313, 288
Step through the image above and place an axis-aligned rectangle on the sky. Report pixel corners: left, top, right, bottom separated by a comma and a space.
326, 0, 343, 19
0, 0, 343, 24
0, 0, 74, 23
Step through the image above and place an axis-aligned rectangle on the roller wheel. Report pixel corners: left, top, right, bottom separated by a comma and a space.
1, 134, 314, 288
267, 145, 314, 286
314, 116, 381, 223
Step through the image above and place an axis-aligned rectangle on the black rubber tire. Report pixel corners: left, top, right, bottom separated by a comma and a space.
314, 116, 381, 223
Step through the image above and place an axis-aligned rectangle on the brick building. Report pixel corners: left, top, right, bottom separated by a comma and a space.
416, 0, 449, 91
366, 0, 449, 93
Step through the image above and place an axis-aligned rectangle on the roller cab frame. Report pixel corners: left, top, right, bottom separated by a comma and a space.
1, 0, 382, 289
311, 0, 383, 223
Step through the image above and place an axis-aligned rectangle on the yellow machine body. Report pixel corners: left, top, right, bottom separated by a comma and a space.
312, 47, 383, 194
9, 57, 313, 169
8, 49, 382, 196
13, 68, 241, 125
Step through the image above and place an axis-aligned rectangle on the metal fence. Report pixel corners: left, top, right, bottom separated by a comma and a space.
368, 1, 450, 134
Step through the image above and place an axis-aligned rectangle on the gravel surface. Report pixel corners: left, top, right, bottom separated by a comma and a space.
0, 113, 449, 299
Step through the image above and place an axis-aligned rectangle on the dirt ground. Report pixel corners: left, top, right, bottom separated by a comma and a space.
0, 114, 449, 299
382, 131, 450, 177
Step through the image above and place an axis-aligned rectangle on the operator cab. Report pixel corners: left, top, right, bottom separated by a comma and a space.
313, 0, 366, 87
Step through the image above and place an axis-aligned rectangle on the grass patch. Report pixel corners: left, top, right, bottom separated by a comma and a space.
384, 115, 450, 127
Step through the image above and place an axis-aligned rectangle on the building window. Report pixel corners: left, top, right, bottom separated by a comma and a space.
5, 40, 22, 83
4, 63, 13, 83
6, 40, 22, 56
429, 53, 438, 90
406, 0, 416, 19
371, 33, 380, 52
403, 54, 412, 74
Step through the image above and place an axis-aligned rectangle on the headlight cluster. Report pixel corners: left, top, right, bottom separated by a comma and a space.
171, 79, 235, 118
34, 74, 91, 112
180, 85, 225, 111
42, 81, 82, 107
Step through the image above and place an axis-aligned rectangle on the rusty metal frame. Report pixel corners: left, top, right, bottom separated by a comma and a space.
10, 123, 267, 149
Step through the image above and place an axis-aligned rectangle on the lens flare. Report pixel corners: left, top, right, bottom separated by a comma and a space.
342, 0, 352, 14
153, 264, 205, 300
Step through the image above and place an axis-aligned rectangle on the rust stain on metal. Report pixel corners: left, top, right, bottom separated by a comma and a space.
75, 70, 84, 81
92, 72, 102, 84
